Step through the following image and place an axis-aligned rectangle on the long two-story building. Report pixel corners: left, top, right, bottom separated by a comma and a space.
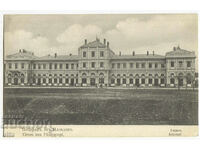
4, 38, 196, 88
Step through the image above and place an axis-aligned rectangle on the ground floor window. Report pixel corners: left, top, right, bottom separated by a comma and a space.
59, 78, 62, 84
122, 78, 126, 84
117, 78, 120, 85
43, 78, 46, 83
161, 78, 164, 84
141, 78, 145, 84
148, 78, 152, 84
49, 78, 52, 84
170, 78, 175, 84
129, 78, 133, 84
37, 78, 41, 85
8, 78, 11, 83
99, 78, 104, 84
33, 78, 36, 84
65, 78, 69, 84
135, 79, 139, 86
54, 78, 57, 83
154, 79, 158, 86
111, 78, 115, 84
21, 78, 24, 83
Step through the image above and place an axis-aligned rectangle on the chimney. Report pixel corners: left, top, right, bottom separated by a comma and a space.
55, 53, 57, 58
104, 39, 106, 45
107, 42, 109, 48
119, 51, 121, 56
173, 47, 176, 51
132, 51, 135, 56
85, 39, 87, 45
147, 51, 149, 56
153, 51, 154, 56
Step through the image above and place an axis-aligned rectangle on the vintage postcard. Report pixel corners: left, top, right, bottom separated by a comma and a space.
3, 14, 198, 137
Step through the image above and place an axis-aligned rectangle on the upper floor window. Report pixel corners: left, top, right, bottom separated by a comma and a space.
33, 64, 36, 69
117, 63, 120, 69
91, 62, 95, 68
136, 63, 139, 68
178, 61, 183, 67
77, 64, 79, 68
60, 64, 63, 69
142, 63, 145, 68
171, 61, 174, 67
155, 63, 158, 68
130, 63, 133, 68
112, 63, 115, 68
8, 63, 12, 69
38, 64, 41, 69
100, 51, 104, 57
66, 64, 68, 69
15, 63, 18, 69
54, 63, 57, 69
83, 51, 86, 57
100, 62, 104, 68
161, 64, 165, 68
43, 64, 46, 69
83, 62, 86, 68
71, 64, 74, 69
187, 61, 191, 68
149, 63, 152, 68
123, 63, 126, 69
91, 51, 95, 57
21, 63, 24, 69
49, 63, 52, 69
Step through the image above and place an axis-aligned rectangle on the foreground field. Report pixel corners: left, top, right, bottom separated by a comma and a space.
3, 88, 198, 125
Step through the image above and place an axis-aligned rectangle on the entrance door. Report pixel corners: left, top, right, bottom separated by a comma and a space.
14, 78, 18, 85
71, 78, 74, 86
90, 78, 95, 86
154, 78, 158, 86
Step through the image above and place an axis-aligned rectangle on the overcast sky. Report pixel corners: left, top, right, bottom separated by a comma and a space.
4, 14, 198, 58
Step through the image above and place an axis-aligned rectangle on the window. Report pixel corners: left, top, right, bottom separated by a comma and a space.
161, 78, 165, 84
8, 63, 12, 69
15, 63, 18, 69
49, 63, 52, 69
77, 64, 79, 68
71, 64, 74, 69
38, 64, 41, 69
149, 78, 152, 84
130, 63, 133, 68
123, 79, 126, 84
149, 63, 152, 68
60, 64, 63, 69
141, 78, 145, 84
117, 63, 120, 69
178, 61, 183, 67
187, 61, 191, 67
65, 78, 69, 84
100, 62, 104, 68
59, 78, 62, 84
100, 51, 104, 57
83, 51, 86, 57
54, 63, 57, 69
136, 63, 139, 68
142, 63, 145, 68
43, 64, 46, 69
54, 78, 57, 83
43, 78, 46, 83
171, 61, 174, 67
112, 63, 115, 68
161, 64, 165, 68
66, 64, 68, 69
155, 63, 158, 68
123, 63, 126, 69
49, 78, 52, 84
91, 62, 95, 68
91, 51, 95, 57
170, 78, 175, 84
129, 78, 133, 84
21, 63, 24, 69
83, 62, 86, 68
111, 78, 115, 84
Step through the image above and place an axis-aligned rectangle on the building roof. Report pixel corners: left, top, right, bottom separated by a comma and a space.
111, 54, 165, 60
5, 49, 38, 60
36, 54, 79, 61
166, 46, 195, 58
80, 38, 107, 48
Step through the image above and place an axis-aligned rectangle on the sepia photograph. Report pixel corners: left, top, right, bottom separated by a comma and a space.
2, 14, 198, 137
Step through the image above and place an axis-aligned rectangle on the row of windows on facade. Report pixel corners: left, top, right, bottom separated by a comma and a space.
7, 61, 192, 70
82, 51, 104, 57
170, 61, 192, 68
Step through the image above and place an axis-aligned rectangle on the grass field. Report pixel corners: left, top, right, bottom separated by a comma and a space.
3, 88, 198, 125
